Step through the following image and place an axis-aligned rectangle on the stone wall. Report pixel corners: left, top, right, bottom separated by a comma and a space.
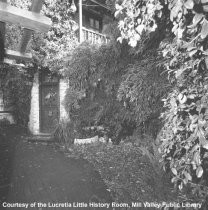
28, 73, 40, 134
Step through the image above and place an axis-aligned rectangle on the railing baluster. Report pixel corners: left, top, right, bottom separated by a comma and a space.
82, 27, 109, 44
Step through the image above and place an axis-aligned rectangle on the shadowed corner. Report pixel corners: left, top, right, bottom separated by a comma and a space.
0, 29, 5, 63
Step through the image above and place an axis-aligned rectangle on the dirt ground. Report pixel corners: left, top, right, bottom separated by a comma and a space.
0, 127, 112, 210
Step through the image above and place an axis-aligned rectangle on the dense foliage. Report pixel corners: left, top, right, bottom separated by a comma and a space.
115, 0, 208, 205
63, 42, 131, 142
62, 38, 168, 144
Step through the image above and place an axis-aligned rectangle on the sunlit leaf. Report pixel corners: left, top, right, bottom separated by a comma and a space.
192, 13, 204, 25
189, 49, 198, 57
184, 0, 194, 9
171, 167, 178, 175
196, 166, 203, 178
201, 19, 208, 39
184, 171, 192, 181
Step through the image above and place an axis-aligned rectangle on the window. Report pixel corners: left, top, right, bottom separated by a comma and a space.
89, 18, 94, 28
82, 11, 102, 32
95, 20, 99, 29
89, 17, 100, 31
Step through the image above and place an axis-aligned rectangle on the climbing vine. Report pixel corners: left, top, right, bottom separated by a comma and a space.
0, 64, 34, 126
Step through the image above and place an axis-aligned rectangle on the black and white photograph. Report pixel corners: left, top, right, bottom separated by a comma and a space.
0, 0, 208, 209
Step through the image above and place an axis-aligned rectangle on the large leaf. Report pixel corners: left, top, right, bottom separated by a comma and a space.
196, 166, 203, 178
193, 13, 204, 25
178, 93, 187, 104
184, 171, 192, 181
205, 56, 208, 68
189, 49, 198, 57
202, 0, 208, 12
184, 0, 194, 9
171, 167, 178, 175
188, 13, 204, 29
201, 19, 208, 39
171, 4, 181, 21
175, 68, 186, 78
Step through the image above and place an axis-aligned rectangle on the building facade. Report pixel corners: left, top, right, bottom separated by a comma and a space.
28, 0, 112, 134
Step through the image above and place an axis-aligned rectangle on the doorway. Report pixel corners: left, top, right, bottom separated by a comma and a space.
40, 72, 59, 133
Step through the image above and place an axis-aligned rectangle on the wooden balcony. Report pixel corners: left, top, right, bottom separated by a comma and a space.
82, 27, 110, 44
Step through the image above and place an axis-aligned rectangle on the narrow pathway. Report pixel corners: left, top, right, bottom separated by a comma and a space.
2, 135, 112, 210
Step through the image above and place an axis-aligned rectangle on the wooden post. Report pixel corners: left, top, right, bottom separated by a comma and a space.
0, 0, 6, 62
90, 0, 110, 10
5, 49, 32, 61
0, 0, 6, 40
79, 0, 83, 43
19, 0, 43, 53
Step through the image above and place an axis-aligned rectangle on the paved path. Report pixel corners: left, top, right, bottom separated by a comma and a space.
1, 132, 112, 210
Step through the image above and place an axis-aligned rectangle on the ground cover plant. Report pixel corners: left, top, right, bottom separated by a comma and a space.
68, 140, 176, 205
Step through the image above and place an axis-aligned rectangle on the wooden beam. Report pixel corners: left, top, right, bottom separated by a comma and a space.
79, 0, 83, 43
0, 1, 52, 33
4, 58, 25, 67
0, 21, 5, 41
0, 0, 6, 40
5, 49, 32, 61
0, 0, 6, 63
90, 0, 111, 11
20, 0, 43, 53
0, 21, 5, 62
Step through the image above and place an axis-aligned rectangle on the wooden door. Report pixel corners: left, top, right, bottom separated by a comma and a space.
40, 73, 59, 133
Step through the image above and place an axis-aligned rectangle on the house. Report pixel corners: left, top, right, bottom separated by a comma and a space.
0, 0, 51, 126
28, 0, 112, 135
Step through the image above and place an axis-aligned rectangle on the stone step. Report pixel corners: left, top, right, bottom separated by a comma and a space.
27, 134, 54, 143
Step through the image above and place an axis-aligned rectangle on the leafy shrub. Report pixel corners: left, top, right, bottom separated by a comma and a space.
63, 39, 168, 144
117, 50, 170, 134
63, 42, 135, 142
158, 5, 208, 205
53, 119, 76, 148
159, 39, 208, 204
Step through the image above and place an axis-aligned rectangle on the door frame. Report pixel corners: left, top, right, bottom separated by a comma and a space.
39, 71, 60, 134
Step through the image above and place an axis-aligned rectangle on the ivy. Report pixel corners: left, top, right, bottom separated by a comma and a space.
0, 64, 33, 127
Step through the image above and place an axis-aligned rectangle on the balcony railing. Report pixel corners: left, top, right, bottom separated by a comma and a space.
82, 27, 110, 44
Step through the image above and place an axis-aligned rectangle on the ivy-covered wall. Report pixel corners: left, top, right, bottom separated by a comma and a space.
0, 64, 33, 127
